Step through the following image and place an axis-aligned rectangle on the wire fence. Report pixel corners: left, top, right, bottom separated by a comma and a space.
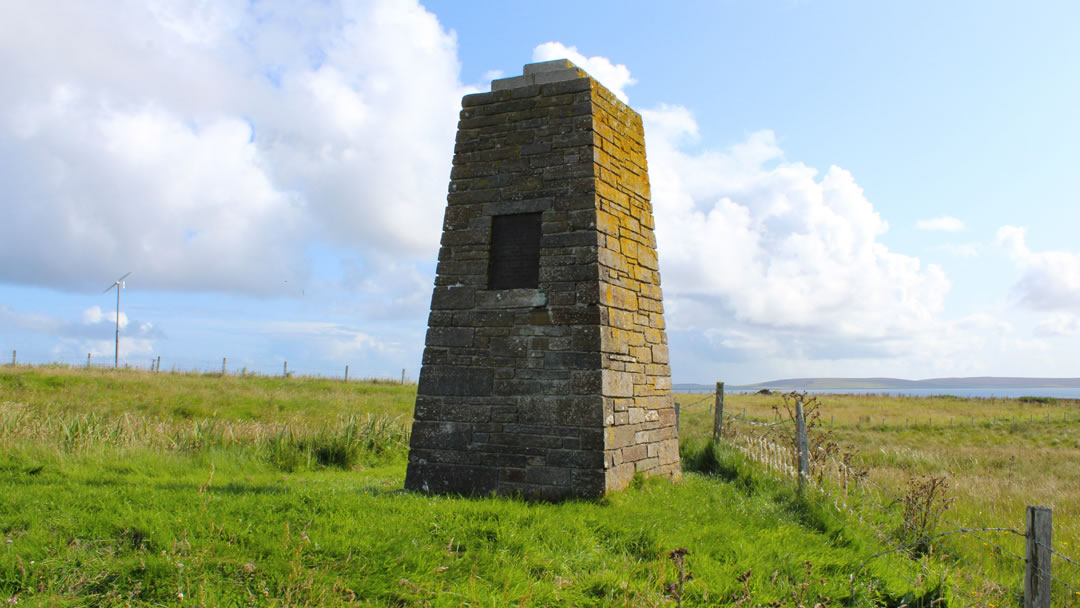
3, 348, 412, 384
675, 391, 1079, 430
712, 405, 1080, 606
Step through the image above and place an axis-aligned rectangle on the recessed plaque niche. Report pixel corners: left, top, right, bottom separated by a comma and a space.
488, 212, 542, 289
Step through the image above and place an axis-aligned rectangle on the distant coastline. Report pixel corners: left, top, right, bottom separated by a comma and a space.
674, 377, 1080, 393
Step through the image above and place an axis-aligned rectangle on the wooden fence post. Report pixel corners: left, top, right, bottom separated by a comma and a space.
1025, 505, 1052, 608
222, 357, 227, 375
344, 365, 349, 382
675, 402, 681, 429
712, 382, 725, 442
87, 353, 92, 369
795, 398, 809, 491
10, 350, 14, 365
156, 355, 160, 373
402, 368, 406, 384
283, 361, 288, 377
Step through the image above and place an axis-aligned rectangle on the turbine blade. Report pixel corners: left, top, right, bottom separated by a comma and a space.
118, 271, 132, 282
104, 283, 117, 293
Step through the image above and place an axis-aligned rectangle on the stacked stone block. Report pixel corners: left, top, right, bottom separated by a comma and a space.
405, 60, 679, 500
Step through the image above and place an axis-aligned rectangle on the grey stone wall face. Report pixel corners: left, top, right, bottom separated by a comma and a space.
405, 60, 680, 500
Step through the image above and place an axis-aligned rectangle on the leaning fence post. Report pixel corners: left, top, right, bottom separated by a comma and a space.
1025, 505, 1052, 608
795, 399, 809, 491
712, 381, 725, 442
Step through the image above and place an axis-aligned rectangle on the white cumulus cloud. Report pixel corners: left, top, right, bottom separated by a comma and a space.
79, 337, 156, 362
532, 42, 636, 103
262, 320, 397, 358
0, 0, 465, 295
998, 225, 1080, 311
643, 105, 950, 348
82, 306, 128, 329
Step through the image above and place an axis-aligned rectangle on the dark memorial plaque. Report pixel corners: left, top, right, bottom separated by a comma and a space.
488, 213, 542, 289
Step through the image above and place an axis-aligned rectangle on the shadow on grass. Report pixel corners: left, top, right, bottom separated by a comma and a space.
149, 481, 289, 495
151, 480, 410, 497
680, 436, 760, 493
681, 437, 856, 546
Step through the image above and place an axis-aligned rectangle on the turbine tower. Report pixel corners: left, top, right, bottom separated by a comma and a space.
103, 272, 131, 369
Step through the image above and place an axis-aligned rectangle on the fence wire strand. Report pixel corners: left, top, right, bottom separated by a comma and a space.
1049, 545, 1080, 571
722, 418, 1080, 604
820, 450, 1031, 565
738, 430, 1011, 603
728, 431, 941, 599
678, 394, 714, 409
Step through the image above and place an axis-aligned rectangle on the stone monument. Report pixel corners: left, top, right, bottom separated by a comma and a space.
405, 59, 679, 499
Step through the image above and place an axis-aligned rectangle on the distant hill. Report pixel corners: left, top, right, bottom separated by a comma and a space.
675, 377, 1080, 391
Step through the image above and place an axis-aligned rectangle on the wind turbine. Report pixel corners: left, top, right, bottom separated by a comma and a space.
103, 272, 131, 368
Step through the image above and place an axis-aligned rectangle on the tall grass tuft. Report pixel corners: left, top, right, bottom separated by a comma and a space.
0, 401, 409, 470
263, 415, 410, 471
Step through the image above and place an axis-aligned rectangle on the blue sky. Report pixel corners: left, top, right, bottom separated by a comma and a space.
2, 0, 1079, 384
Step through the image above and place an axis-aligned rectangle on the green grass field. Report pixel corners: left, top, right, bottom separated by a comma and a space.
2, 366, 1071, 606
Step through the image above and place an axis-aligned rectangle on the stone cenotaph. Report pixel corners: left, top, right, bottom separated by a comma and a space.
405, 60, 679, 499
